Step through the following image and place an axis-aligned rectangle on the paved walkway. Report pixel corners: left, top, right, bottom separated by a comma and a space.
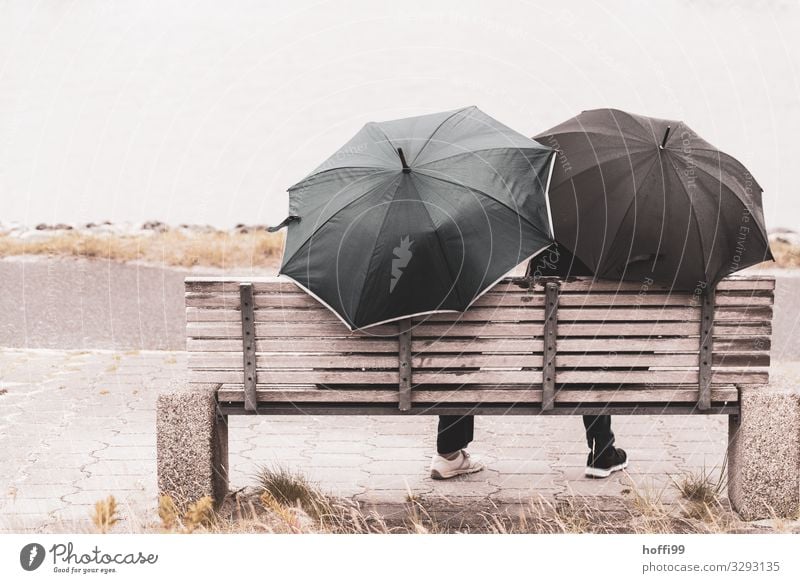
1, 349, 739, 533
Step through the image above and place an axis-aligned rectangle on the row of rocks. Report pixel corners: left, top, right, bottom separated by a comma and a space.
771, 228, 800, 247
0, 221, 275, 238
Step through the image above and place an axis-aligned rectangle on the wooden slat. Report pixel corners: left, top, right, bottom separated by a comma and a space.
184, 289, 774, 310
473, 292, 773, 308
185, 305, 772, 323
187, 351, 769, 370
189, 369, 767, 385
185, 320, 770, 339
190, 369, 541, 384
216, 385, 739, 404
188, 337, 399, 353
410, 336, 770, 354
186, 336, 771, 354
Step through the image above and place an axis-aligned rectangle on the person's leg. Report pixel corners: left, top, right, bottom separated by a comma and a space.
582, 414, 614, 455
437, 415, 474, 455
583, 415, 627, 478
430, 415, 483, 479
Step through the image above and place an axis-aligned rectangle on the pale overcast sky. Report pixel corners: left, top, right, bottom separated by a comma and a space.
1, 0, 798, 231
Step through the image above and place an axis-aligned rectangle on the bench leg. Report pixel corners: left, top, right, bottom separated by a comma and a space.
727, 384, 800, 520
157, 383, 229, 509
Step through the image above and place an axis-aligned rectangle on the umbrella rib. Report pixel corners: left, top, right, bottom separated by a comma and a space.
409, 106, 473, 166
545, 148, 653, 191
369, 123, 400, 155
414, 145, 551, 170
597, 154, 661, 273
684, 160, 770, 247
283, 172, 401, 265
663, 155, 712, 284
351, 176, 407, 325
289, 167, 394, 191
414, 170, 549, 239
536, 129, 653, 149
617, 110, 674, 145
407, 175, 463, 307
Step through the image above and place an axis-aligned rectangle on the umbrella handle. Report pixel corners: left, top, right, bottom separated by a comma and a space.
660, 126, 671, 149
397, 148, 411, 172
266, 215, 300, 232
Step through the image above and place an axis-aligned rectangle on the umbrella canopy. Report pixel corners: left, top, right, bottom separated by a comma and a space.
276, 106, 556, 330
534, 108, 773, 289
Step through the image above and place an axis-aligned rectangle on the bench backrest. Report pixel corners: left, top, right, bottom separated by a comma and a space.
186, 275, 773, 410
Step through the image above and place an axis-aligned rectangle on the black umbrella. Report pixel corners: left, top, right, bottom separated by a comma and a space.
273, 106, 555, 330
534, 108, 773, 289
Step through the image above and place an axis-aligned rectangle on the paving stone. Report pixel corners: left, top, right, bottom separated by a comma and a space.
314, 441, 387, 454
369, 435, 434, 448
62, 489, 150, 506
92, 459, 152, 477
97, 446, 154, 460
305, 453, 370, 468
364, 447, 429, 461
362, 460, 428, 475
241, 447, 310, 461
487, 473, 556, 490
301, 468, 369, 486
19, 468, 89, 485
8, 484, 79, 499
487, 459, 554, 474
73, 475, 150, 491
365, 473, 434, 492
1, 498, 67, 515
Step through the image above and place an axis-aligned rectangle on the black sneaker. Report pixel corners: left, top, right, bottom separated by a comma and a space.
585, 446, 628, 478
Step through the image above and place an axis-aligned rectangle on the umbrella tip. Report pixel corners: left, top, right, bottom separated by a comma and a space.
397, 148, 411, 172
659, 126, 671, 149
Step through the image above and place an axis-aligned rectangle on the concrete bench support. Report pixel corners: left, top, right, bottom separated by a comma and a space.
156, 383, 229, 508
728, 384, 800, 520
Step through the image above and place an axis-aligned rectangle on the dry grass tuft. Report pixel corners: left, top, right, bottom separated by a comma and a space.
91, 496, 120, 533
670, 458, 732, 528
183, 496, 216, 531
672, 458, 727, 506
630, 477, 671, 520
0, 229, 284, 268
767, 239, 800, 268
158, 495, 180, 531
256, 465, 330, 518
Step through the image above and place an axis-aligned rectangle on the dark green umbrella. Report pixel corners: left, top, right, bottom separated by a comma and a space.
272, 106, 555, 330
534, 108, 773, 289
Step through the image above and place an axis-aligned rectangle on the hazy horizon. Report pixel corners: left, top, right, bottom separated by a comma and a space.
2, 0, 799, 231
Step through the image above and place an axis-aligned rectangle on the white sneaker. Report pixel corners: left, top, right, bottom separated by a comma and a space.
429, 449, 485, 480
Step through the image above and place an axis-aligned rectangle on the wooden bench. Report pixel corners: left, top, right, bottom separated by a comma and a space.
156, 273, 800, 520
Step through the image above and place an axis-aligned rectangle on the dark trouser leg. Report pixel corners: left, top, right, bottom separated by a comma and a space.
437, 415, 474, 455
583, 415, 615, 455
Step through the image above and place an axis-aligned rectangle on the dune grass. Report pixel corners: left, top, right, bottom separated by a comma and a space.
73, 462, 794, 535
0, 229, 284, 268
1, 227, 798, 269
767, 238, 800, 268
